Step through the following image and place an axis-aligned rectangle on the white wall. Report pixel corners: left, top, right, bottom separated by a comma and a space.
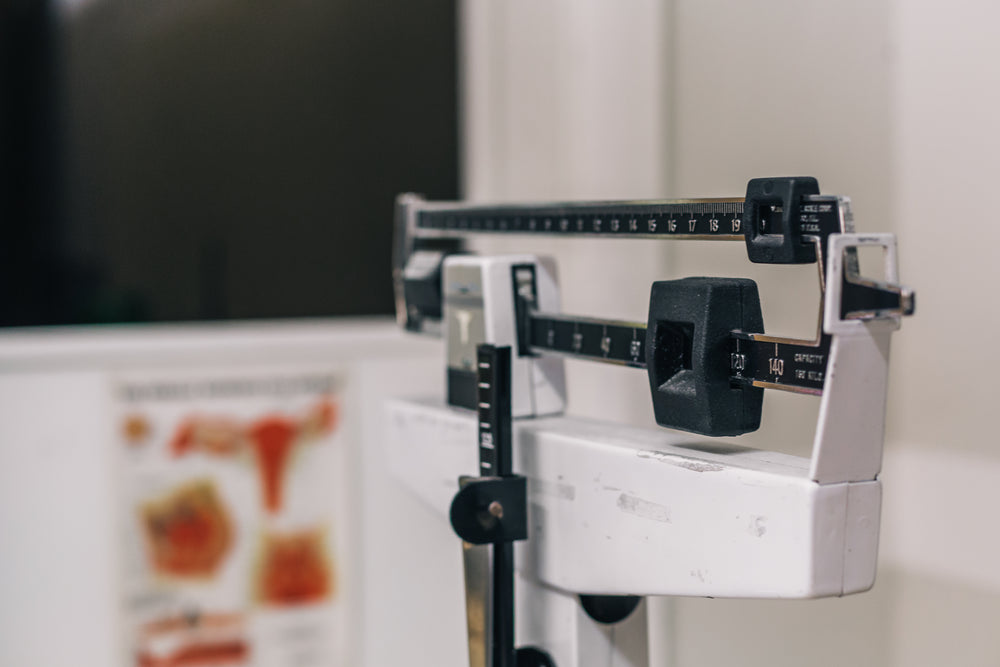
460, 0, 1000, 664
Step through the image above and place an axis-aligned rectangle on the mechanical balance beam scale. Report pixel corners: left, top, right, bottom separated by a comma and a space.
388, 177, 914, 667
394, 176, 913, 480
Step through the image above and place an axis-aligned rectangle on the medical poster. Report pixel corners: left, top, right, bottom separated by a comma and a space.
114, 369, 347, 667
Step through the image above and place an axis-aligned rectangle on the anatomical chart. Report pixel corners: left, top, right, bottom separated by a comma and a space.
115, 370, 347, 667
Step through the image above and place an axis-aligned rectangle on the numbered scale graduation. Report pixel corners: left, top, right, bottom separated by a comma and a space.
386, 177, 914, 667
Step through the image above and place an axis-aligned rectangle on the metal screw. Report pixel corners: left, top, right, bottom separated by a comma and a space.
488, 501, 504, 519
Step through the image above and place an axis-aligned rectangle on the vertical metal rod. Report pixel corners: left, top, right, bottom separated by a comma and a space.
476, 344, 514, 667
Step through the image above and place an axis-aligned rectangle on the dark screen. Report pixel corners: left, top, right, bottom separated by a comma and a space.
0, 0, 458, 325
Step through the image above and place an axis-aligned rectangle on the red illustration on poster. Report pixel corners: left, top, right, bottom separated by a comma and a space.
116, 371, 347, 667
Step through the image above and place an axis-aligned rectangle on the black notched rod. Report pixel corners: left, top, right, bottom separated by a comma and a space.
450, 346, 552, 666
476, 345, 515, 667
526, 311, 830, 396
409, 177, 831, 266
